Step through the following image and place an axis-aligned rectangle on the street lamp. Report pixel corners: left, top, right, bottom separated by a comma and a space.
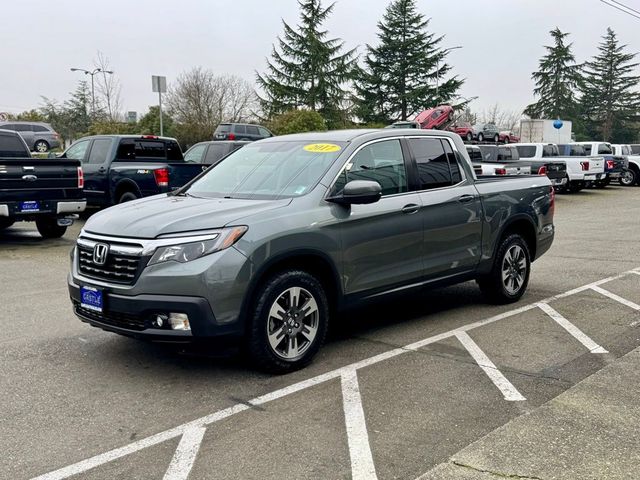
436, 46, 463, 102
70, 67, 113, 116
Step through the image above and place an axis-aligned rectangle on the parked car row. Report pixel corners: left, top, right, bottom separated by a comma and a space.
0, 120, 61, 152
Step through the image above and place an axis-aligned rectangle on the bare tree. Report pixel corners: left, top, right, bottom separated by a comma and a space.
166, 68, 257, 144
94, 51, 123, 122
480, 103, 523, 131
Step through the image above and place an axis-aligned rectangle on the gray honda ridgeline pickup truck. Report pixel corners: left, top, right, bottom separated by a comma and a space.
68, 129, 555, 372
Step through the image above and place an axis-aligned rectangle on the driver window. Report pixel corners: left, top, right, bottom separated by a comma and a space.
333, 140, 408, 196
65, 140, 90, 161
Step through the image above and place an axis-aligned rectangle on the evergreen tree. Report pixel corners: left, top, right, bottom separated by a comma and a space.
354, 0, 462, 123
579, 28, 640, 142
524, 28, 581, 120
256, 0, 357, 128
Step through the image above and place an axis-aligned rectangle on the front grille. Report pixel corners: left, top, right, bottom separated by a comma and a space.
74, 301, 147, 331
77, 244, 142, 285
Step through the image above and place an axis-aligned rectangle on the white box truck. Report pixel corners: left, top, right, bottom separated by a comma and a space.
519, 119, 573, 144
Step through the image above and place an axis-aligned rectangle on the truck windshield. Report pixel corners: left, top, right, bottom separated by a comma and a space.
185, 141, 346, 200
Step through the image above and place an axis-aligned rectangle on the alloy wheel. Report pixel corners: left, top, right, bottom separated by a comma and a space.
501, 245, 527, 295
266, 286, 319, 360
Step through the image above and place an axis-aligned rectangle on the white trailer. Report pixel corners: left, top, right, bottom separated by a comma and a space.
519, 119, 572, 144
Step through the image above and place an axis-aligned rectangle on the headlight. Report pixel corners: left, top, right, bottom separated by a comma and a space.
148, 226, 248, 266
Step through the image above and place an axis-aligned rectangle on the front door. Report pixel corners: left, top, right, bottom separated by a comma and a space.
406, 136, 483, 278
333, 139, 424, 296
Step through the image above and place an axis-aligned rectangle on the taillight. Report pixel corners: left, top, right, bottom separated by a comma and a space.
537, 166, 547, 176
549, 186, 555, 216
581, 161, 589, 171
495, 168, 507, 175
227, 132, 236, 140
77, 167, 84, 188
606, 160, 615, 170
142, 135, 158, 139
153, 168, 169, 187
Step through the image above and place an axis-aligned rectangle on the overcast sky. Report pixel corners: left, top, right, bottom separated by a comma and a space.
1, 0, 639, 119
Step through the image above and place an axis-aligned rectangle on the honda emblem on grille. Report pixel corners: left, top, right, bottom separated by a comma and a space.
93, 243, 109, 265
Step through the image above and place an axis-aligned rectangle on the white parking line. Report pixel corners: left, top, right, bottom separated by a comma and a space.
163, 426, 206, 480
537, 303, 608, 353
30, 268, 639, 480
341, 370, 378, 480
590, 285, 640, 311
455, 331, 526, 401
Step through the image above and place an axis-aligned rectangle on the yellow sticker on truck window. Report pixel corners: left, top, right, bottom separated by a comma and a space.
303, 143, 341, 153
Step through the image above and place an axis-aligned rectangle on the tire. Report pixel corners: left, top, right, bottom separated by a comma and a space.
118, 191, 139, 203
494, 134, 500, 143
595, 178, 609, 189
619, 168, 636, 186
477, 233, 531, 304
465, 132, 473, 142
0, 218, 15, 231
247, 270, 329, 373
34, 140, 50, 153
35, 217, 67, 239
477, 133, 484, 142
503, 136, 509, 144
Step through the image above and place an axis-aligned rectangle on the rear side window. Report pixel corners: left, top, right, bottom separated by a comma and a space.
246, 125, 259, 135
542, 145, 558, 157
409, 138, 455, 189
516, 146, 536, 158
33, 125, 49, 132
87, 139, 112, 164
0, 134, 29, 157
335, 139, 408, 196
631, 145, 640, 155
204, 143, 230, 163
116, 139, 183, 161
234, 125, 247, 134
598, 144, 612, 155
14, 124, 32, 132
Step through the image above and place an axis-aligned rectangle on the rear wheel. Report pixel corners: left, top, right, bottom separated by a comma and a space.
247, 270, 329, 373
493, 134, 500, 143
478, 234, 531, 304
503, 136, 509, 144
118, 191, 139, 203
35, 217, 67, 239
465, 132, 473, 142
34, 140, 50, 153
619, 168, 636, 186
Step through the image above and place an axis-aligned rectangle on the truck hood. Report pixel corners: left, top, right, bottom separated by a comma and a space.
84, 194, 292, 238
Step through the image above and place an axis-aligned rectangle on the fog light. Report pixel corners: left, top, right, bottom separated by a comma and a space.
153, 314, 168, 328
169, 313, 190, 331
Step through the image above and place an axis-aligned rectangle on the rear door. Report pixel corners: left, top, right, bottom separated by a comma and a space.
83, 138, 113, 203
332, 138, 424, 296
14, 124, 35, 150
407, 136, 483, 277
246, 125, 260, 141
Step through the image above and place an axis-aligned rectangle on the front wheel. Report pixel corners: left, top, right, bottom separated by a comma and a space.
503, 136, 509, 144
477, 133, 484, 142
478, 234, 531, 304
36, 217, 67, 239
247, 270, 329, 373
465, 132, 473, 142
619, 168, 636, 186
494, 134, 500, 143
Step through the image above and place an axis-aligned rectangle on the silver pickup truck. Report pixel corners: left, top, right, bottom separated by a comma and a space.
68, 129, 555, 372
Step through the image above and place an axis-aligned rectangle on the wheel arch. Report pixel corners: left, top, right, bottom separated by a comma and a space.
113, 179, 142, 202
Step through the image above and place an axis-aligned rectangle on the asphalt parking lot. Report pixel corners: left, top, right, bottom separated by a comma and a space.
2, 186, 640, 480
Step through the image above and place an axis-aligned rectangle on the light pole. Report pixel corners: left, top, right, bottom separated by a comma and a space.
436, 46, 463, 102
70, 67, 113, 116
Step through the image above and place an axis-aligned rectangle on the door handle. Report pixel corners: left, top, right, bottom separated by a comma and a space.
458, 194, 475, 203
401, 204, 420, 214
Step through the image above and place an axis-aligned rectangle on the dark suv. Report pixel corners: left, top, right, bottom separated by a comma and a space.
213, 123, 273, 141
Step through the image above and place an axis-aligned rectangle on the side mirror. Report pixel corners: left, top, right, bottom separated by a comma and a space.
327, 180, 382, 205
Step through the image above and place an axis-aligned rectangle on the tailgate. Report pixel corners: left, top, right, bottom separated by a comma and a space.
0, 158, 82, 202
585, 156, 604, 174
167, 163, 207, 189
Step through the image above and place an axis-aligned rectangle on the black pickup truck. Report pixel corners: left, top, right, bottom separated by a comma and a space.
0, 129, 85, 238
58, 135, 205, 207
